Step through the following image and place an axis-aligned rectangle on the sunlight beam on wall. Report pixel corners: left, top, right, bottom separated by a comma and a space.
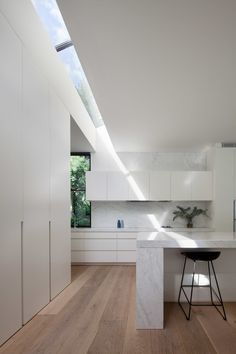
97, 126, 161, 229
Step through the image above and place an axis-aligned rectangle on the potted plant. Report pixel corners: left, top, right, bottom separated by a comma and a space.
172, 206, 208, 228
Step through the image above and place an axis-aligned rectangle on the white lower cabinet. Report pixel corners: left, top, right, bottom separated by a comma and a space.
72, 251, 117, 263
71, 232, 137, 263
117, 251, 136, 263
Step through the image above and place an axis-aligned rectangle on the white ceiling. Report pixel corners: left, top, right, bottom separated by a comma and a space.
58, 0, 236, 151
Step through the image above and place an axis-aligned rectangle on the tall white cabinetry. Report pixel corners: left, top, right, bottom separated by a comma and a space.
0, 12, 71, 344
213, 149, 234, 232
22, 50, 50, 323
50, 92, 71, 299
0, 12, 22, 345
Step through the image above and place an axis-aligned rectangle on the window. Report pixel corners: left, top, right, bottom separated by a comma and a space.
71, 153, 91, 228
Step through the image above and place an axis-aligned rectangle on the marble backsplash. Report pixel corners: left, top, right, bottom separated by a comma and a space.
117, 152, 207, 171
91, 201, 211, 229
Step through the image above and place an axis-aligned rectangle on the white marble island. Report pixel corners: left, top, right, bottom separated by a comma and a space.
136, 231, 236, 329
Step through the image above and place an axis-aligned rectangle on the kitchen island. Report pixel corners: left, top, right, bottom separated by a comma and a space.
136, 231, 236, 329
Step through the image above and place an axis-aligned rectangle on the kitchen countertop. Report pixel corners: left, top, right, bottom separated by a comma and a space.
137, 231, 236, 248
71, 227, 213, 233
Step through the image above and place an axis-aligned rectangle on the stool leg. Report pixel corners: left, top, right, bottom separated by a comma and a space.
208, 261, 214, 305
211, 261, 227, 321
178, 256, 187, 304
187, 260, 196, 320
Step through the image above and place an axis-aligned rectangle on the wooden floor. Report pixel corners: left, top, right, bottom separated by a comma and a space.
1, 266, 236, 354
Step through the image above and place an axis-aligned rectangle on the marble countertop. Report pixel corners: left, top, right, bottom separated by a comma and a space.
137, 231, 236, 248
71, 227, 213, 233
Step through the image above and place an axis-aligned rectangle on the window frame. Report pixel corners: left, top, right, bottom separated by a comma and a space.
71, 152, 91, 228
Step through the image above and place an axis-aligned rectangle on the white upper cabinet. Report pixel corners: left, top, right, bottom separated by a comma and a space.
171, 172, 192, 200
191, 171, 212, 200
107, 172, 129, 200
171, 171, 212, 201
86, 171, 212, 201
86, 171, 107, 200
128, 172, 149, 200
0, 12, 22, 346
149, 172, 171, 200
22, 49, 50, 324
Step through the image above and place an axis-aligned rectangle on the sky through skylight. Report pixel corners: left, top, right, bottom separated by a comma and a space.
32, 0, 104, 128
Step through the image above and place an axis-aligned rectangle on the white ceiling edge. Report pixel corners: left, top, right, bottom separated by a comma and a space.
0, 0, 96, 151
71, 117, 95, 152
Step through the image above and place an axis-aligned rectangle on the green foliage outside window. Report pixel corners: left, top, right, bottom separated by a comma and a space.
71, 154, 91, 227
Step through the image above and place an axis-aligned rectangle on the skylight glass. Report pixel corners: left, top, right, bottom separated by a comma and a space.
31, 0, 104, 127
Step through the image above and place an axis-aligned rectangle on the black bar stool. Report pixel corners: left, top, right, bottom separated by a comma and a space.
178, 251, 227, 321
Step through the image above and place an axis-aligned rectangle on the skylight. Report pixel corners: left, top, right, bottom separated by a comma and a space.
31, 0, 104, 128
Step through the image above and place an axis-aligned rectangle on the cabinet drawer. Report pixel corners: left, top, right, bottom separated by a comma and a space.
71, 232, 116, 239
117, 239, 136, 251
117, 251, 136, 262
71, 251, 116, 263
116, 232, 137, 239
71, 239, 116, 251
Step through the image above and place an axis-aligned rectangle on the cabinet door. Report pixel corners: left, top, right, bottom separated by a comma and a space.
128, 172, 149, 200
214, 149, 234, 231
0, 12, 22, 345
22, 50, 50, 323
191, 172, 212, 200
149, 172, 171, 200
107, 172, 129, 200
86, 171, 107, 200
50, 92, 71, 299
171, 172, 192, 200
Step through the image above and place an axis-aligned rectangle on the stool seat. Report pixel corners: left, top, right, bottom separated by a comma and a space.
181, 251, 221, 262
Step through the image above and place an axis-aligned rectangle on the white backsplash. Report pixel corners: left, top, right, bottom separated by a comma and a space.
91, 201, 211, 229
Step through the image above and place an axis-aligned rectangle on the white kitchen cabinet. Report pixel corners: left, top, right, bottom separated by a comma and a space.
117, 251, 136, 262
72, 232, 116, 239
0, 12, 22, 345
71, 231, 137, 263
22, 50, 50, 323
191, 171, 212, 201
171, 171, 212, 201
50, 92, 71, 300
171, 172, 192, 200
213, 149, 234, 232
86, 171, 107, 200
71, 238, 116, 251
149, 172, 171, 200
117, 239, 136, 251
128, 172, 149, 200
71, 251, 117, 263
107, 172, 129, 200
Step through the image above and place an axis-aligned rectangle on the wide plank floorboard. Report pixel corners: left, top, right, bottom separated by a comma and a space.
1, 265, 236, 354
